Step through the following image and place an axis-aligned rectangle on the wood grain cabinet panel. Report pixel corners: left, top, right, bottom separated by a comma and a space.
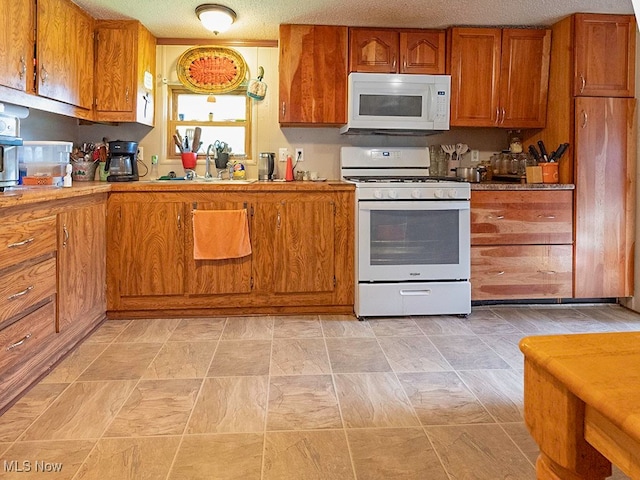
37, 0, 94, 110
349, 28, 445, 74
57, 198, 106, 336
0, 0, 34, 92
574, 14, 635, 97
0, 215, 57, 271
470, 190, 573, 301
0, 301, 57, 411
279, 24, 348, 126
450, 27, 550, 128
94, 20, 156, 125
472, 245, 573, 301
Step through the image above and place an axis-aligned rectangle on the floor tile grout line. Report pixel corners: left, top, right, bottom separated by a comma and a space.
260, 314, 276, 480
496, 422, 538, 471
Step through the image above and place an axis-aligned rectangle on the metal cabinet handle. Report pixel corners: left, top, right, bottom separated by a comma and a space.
8, 285, 34, 301
537, 214, 556, 219
125, 87, 130, 103
6, 333, 32, 351
489, 215, 505, 220
495, 107, 500, 125
538, 270, 557, 275
19, 56, 26, 79
62, 224, 69, 248
500, 108, 506, 125
402, 56, 407, 71
392, 56, 397, 70
8, 237, 34, 248
579, 74, 586, 93
40, 65, 48, 84
581, 110, 588, 128
281, 102, 286, 117
494, 271, 505, 276
177, 214, 181, 230
276, 211, 281, 230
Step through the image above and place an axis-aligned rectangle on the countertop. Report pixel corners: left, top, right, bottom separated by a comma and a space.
471, 182, 575, 190
109, 179, 355, 193
0, 183, 111, 209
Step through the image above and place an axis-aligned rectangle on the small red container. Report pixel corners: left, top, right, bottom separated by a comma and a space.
181, 152, 197, 169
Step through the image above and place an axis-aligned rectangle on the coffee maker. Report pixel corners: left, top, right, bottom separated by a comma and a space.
258, 152, 275, 180
106, 140, 139, 182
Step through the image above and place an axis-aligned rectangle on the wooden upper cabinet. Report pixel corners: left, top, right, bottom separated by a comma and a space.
449, 27, 551, 128
449, 28, 501, 126
279, 24, 348, 126
573, 13, 636, 97
0, 0, 34, 92
349, 28, 445, 74
94, 20, 156, 125
37, 0, 94, 110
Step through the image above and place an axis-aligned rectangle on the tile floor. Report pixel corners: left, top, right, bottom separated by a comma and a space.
1, 304, 639, 479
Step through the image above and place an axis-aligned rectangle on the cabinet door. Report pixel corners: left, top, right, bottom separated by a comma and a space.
472, 245, 573, 300
400, 30, 445, 74
57, 200, 106, 334
94, 23, 136, 115
186, 201, 252, 295
349, 28, 399, 73
0, 0, 34, 91
449, 28, 502, 127
274, 199, 336, 294
499, 29, 551, 128
37, 0, 93, 109
112, 201, 185, 297
574, 14, 636, 97
279, 24, 348, 126
574, 97, 635, 298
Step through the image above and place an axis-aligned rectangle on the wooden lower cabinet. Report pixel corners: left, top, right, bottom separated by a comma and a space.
106, 188, 354, 317
471, 189, 573, 301
472, 245, 573, 300
57, 195, 107, 338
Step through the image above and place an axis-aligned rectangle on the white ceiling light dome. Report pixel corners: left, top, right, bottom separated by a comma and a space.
196, 4, 237, 35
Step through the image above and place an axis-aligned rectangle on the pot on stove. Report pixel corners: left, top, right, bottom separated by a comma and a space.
455, 167, 480, 183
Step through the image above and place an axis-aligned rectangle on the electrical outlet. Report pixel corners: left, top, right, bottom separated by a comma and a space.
470, 149, 480, 163
295, 148, 304, 162
278, 148, 289, 162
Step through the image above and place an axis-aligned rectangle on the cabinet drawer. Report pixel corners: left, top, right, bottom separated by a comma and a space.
0, 257, 57, 325
471, 190, 573, 245
0, 300, 56, 377
0, 216, 57, 270
471, 245, 573, 300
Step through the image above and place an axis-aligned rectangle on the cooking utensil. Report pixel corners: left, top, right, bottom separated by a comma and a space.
184, 128, 195, 152
442, 144, 456, 174
455, 143, 469, 158
173, 134, 184, 153
528, 144, 541, 162
537, 140, 549, 162
550, 143, 569, 162
192, 127, 202, 153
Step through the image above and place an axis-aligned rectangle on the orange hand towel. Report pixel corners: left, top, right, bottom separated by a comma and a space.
192, 209, 252, 260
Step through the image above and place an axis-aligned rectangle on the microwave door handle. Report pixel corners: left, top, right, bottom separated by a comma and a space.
427, 84, 436, 120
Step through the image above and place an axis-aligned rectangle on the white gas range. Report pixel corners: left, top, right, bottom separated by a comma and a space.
341, 147, 471, 319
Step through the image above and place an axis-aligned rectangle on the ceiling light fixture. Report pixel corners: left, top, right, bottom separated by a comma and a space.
196, 4, 237, 35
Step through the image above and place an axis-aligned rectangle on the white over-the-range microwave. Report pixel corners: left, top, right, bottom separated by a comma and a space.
340, 72, 451, 135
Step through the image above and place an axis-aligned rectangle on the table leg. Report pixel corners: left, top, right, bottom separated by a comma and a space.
523, 361, 611, 480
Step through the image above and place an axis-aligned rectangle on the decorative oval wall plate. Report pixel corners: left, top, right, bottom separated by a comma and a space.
176, 47, 247, 94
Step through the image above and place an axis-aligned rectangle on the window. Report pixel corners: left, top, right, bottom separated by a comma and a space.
167, 86, 252, 160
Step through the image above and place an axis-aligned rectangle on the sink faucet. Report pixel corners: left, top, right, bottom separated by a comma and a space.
205, 144, 215, 179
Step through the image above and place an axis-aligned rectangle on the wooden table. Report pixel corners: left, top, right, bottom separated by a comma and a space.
520, 332, 640, 479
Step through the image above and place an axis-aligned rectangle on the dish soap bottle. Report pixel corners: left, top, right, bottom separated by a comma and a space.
150, 155, 159, 180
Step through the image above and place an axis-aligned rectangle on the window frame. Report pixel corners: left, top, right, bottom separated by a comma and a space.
166, 86, 252, 160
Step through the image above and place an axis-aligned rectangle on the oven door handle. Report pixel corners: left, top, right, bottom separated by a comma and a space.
400, 289, 432, 296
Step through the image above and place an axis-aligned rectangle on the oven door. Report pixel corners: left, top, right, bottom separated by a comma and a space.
358, 199, 470, 282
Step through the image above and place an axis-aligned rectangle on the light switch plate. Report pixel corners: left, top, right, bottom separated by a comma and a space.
470, 149, 480, 163
279, 148, 289, 162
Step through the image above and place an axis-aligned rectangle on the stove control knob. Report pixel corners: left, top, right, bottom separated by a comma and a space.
448, 189, 458, 198
388, 190, 398, 199
434, 189, 445, 199
373, 190, 383, 199
411, 189, 421, 199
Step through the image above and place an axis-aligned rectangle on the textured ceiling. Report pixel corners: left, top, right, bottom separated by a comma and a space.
73, 0, 635, 41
